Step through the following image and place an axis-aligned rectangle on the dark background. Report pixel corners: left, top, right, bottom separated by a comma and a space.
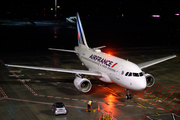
0, 1, 180, 53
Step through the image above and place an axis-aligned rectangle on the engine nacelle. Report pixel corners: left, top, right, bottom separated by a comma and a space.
74, 75, 92, 93
144, 73, 155, 87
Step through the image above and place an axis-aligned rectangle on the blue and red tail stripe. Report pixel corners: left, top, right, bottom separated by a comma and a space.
76, 13, 87, 46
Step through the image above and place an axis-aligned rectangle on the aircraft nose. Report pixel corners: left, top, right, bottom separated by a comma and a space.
138, 78, 147, 90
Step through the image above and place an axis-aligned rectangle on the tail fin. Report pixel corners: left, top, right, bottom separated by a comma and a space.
76, 12, 89, 48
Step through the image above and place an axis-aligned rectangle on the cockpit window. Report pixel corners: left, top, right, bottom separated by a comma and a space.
125, 72, 129, 76
133, 73, 139, 77
128, 72, 132, 76
125, 72, 144, 77
139, 72, 143, 76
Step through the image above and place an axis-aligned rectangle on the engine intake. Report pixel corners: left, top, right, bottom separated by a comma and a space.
74, 75, 92, 93
144, 73, 155, 87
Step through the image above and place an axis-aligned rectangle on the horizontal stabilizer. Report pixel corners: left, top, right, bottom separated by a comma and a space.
94, 46, 106, 49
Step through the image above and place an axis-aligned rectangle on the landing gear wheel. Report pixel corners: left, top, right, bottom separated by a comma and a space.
126, 95, 129, 100
129, 94, 132, 99
125, 89, 132, 99
126, 94, 132, 99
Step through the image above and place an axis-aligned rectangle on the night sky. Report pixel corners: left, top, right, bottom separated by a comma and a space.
1, 1, 180, 18
1, 1, 180, 53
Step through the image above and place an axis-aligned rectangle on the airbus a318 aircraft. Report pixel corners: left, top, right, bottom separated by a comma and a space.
6, 13, 176, 99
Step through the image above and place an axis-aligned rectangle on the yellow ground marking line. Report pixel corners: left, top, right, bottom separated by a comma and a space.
136, 103, 147, 109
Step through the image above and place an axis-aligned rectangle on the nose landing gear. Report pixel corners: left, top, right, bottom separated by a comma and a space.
125, 89, 132, 99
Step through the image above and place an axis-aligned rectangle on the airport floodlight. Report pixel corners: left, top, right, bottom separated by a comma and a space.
122, 14, 124, 18
152, 15, 160, 17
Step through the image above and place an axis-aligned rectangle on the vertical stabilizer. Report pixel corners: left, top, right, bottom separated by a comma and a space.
76, 12, 89, 48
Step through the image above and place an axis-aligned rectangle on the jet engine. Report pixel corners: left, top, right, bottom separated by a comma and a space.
144, 73, 155, 87
74, 74, 92, 93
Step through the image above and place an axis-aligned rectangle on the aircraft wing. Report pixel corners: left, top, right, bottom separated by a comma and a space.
5, 64, 102, 77
138, 55, 176, 69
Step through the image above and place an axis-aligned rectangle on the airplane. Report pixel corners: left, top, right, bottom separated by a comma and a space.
66, 16, 76, 24
5, 12, 176, 99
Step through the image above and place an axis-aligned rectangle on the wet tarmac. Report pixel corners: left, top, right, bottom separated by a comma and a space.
0, 48, 180, 120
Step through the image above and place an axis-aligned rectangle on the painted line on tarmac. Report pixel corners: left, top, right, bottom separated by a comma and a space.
143, 86, 160, 99
176, 109, 180, 114
0, 60, 38, 96
64, 98, 70, 100
147, 85, 168, 101
127, 105, 134, 107
169, 99, 180, 112
3, 97, 87, 109
164, 92, 180, 109
55, 97, 61, 99
134, 85, 180, 117
47, 96, 54, 98
72, 99, 78, 101
136, 103, 147, 109
103, 87, 124, 98
157, 86, 180, 107
102, 86, 155, 110
117, 104, 124, 106
157, 108, 164, 110
0, 87, 8, 98
151, 86, 174, 104
0, 97, 5, 100
147, 107, 153, 109
39, 95, 45, 97
137, 87, 151, 97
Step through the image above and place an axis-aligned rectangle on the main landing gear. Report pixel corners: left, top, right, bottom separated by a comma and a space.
125, 89, 132, 99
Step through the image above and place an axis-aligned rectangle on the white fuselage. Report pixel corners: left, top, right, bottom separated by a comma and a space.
75, 45, 147, 91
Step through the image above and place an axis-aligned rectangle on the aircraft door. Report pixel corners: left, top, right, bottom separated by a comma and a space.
116, 66, 123, 80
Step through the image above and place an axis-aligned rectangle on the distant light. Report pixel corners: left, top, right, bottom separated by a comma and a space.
175, 13, 179, 16
54, 35, 57, 39
122, 14, 124, 18
108, 53, 111, 56
57, 6, 60, 8
44, 8, 45, 10
152, 15, 160, 17
51, 8, 53, 10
